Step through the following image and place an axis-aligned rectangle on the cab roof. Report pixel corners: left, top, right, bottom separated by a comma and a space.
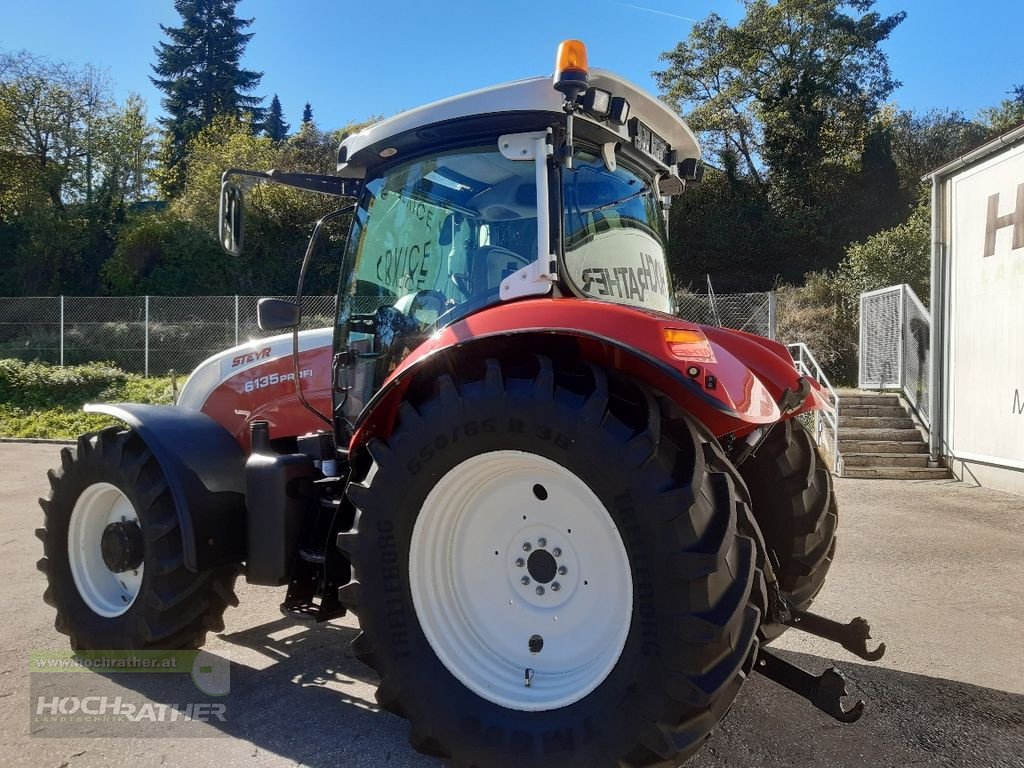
336, 69, 700, 176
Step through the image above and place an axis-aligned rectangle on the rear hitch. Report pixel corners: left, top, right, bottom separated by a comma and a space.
754, 650, 866, 723
783, 607, 886, 662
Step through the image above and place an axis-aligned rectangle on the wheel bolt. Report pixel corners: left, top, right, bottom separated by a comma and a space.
558, 565, 568, 576
521, 576, 531, 585
522, 542, 532, 552
552, 547, 561, 557
515, 557, 525, 567
551, 582, 561, 591
535, 586, 545, 596
537, 537, 547, 548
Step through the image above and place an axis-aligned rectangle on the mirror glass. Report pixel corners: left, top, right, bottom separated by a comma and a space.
257, 298, 300, 331
219, 182, 245, 255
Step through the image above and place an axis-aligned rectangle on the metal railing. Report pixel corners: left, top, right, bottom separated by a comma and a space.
859, 284, 931, 429
787, 342, 842, 475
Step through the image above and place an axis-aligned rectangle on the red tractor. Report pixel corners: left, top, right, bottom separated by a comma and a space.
37, 41, 883, 767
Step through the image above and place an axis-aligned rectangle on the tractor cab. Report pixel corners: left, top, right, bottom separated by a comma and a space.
220, 41, 706, 428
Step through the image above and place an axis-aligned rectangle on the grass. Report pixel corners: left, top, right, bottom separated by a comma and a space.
0, 359, 174, 439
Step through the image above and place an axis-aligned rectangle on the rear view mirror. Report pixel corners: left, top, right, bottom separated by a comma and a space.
219, 181, 245, 255
257, 298, 300, 331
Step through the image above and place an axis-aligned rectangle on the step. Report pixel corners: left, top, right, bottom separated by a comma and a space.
838, 440, 929, 454
840, 405, 907, 418
839, 428, 923, 442
841, 453, 931, 468
842, 466, 953, 480
837, 393, 901, 407
839, 416, 916, 429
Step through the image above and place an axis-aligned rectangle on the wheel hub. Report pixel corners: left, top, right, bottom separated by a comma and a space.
506, 525, 579, 607
527, 549, 556, 583
100, 521, 145, 573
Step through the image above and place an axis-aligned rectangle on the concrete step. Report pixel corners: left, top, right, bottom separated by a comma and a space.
840, 416, 916, 429
838, 440, 929, 454
839, 428, 923, 442
842, 466, 953, 480
841, 405, 907, 418
842, 453, 931, 468
837, 393, 901, 407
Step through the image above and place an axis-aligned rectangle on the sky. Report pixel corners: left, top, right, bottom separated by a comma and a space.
1, 0, 1022, 132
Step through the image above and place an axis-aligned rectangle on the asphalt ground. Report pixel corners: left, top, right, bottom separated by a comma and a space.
1, 443, 1022, 767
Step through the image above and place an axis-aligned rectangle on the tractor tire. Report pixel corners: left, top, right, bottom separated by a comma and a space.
36, 426, 240, 650
338, 356, 763, 768
738, 418, 837, 640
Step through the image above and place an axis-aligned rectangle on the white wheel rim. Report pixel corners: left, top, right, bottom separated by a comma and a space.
409, 450, 633, 711
67, 482, 144, 618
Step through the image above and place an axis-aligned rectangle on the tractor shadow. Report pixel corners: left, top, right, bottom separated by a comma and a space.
92, 625, 1024, 768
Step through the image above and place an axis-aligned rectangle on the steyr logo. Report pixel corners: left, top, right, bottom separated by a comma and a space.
231, 347, 271, 368
984, 182, 1024, 257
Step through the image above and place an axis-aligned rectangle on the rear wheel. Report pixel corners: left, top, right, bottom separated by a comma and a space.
739, 418, 838, 640
338, 356, 763, 768
37, 427, 240, 650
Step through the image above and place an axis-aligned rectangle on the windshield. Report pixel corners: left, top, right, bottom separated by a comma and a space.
339, 144, 537, 330
336, 143, 538, 418
562, 150, 672, 313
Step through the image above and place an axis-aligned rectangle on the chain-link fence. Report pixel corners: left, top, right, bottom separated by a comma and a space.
675, 291, 776, 339
859, 284, 931, 426
0, 291, 775, 376
0, 296, 336, 376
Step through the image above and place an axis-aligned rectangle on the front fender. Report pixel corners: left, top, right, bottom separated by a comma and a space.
84, 403, 247, 572
350, 298, 810, 451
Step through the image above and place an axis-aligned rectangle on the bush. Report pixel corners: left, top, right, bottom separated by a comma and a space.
103, 212, 235, 295
0, 359, 172, 438
775, 272, 858, 385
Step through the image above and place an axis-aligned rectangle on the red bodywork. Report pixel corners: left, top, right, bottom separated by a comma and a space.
349, 298, 826, 453
198, 298, 827, 454
201, 345, 334, 451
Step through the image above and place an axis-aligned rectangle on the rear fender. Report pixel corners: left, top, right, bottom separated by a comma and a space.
349, 298, 813, 453
85, 403, 247, 572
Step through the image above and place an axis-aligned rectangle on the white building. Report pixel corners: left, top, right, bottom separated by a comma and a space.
927, 123, 1024, 494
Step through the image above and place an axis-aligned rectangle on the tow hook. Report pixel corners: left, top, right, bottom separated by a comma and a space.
753, 606, 885, 723
754, 650, 866, 723
783, 607, 886, 662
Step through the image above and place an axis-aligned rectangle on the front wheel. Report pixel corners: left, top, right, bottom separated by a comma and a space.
37, 427, 240, 650
338, 357, 763, 768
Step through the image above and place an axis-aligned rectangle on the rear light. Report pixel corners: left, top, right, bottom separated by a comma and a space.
663, 328, 716, 362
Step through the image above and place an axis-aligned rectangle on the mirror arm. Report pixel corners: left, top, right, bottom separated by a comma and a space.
221, 168, 362, 198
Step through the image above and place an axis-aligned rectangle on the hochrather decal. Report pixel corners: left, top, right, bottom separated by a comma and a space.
984, 183, 1024, 257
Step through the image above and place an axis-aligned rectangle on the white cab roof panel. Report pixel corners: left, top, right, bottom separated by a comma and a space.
338, 69, 699, 170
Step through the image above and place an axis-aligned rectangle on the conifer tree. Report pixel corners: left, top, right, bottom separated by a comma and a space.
264, 94, 289, 141
151, 0, 263, 195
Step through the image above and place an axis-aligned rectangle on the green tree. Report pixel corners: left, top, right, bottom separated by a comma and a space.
302, 101, 313, 125
657, 0, 905, 203
0, 51, 145, 294
151, 0, 263, 196
263, 94, 290, 141
979, 97, 1024, 136
655, 1, 908, 288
